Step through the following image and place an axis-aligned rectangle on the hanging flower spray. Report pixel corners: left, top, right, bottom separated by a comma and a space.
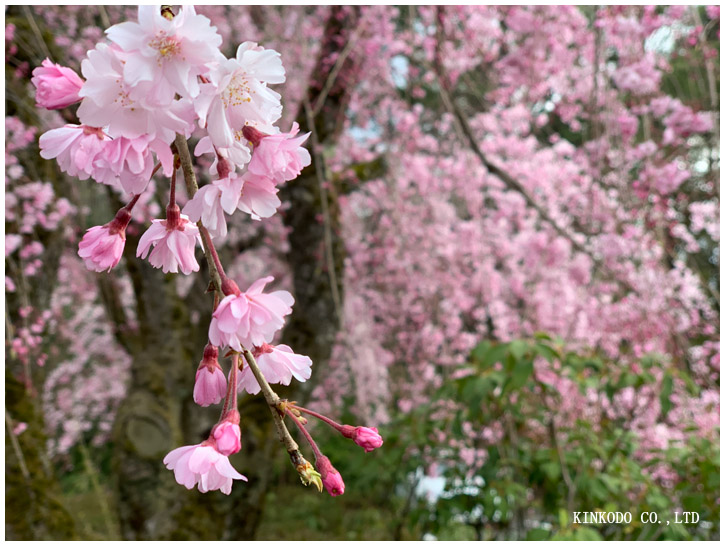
33, 4, 382, 496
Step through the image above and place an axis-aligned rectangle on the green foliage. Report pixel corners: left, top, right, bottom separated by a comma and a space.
409, 339, 720, 540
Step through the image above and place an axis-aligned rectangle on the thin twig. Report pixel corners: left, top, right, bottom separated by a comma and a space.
303, 98, 343, 328
79, 439, 119, 539
241, 349, 302, 460
548, 419, 576, 512
22, 6, 52, 60
311, 20, 365, 117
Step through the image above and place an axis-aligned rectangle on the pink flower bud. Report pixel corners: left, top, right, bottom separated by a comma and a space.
31, 58, 84, 109
213, 421, 241, 456
340, 425, 384, 452
193, 345, 226, 407
315, 455, 345, 497
352, 426, 384, 453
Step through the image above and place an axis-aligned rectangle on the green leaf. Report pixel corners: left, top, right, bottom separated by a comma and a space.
534, 342, 559, 362
508, 358, 534, 392
470, 341, 491, 364
481, 343, 510, 369
526, 528, 551, 540
508, 340, 528, 360
660, 374, 674, 417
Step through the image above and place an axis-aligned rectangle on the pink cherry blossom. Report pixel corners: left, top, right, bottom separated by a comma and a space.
12, 422, 28, 436
136, 211, 201, 274
106, 5, 222, 102
245, 122, 311, 184
182, 173, 243, 238
208, 276, 294, 351
77, 42, 195, 142
193, 344, 226, 407
237, 172, 282, 220
31, 58, 84, 109
39, 124, 109, 180
78, 226, 126, 272
237, 343, 312, 395
315, 455, 345, 497
212, 421, 241, 456
92, 135, 162, 195
163, 442, 247, 495
194, 134, 251, 174
194, 41, 285, 151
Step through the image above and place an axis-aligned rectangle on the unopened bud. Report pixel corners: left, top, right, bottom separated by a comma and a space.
315, 455, 345, 497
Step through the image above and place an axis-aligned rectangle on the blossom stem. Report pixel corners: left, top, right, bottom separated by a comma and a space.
293, 405, 344, 432
286, 408, 324, 461
220, 353, 239, 419
123, 193, 141, 212
168, 163, 177, 209
150, 161, 162, 179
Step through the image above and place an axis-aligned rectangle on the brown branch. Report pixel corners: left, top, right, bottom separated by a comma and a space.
548, 419, 576, 512
173, 134, 222, 293
241, 348, 301, 459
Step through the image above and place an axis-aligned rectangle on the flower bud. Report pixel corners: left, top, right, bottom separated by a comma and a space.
353, 426, 384, 453
193, 344, 226, 407
315, 455, 345, 497
213, 412, 241, 456
31, 59, 84, 109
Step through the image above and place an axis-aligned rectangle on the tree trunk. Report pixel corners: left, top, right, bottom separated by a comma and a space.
5, 370, 79, 540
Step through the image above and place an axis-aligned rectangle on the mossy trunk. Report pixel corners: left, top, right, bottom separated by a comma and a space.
5, 370, 79, 540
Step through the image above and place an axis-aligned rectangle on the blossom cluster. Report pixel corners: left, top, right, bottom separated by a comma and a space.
34, 5, 311, 275
32, 4, 381, 497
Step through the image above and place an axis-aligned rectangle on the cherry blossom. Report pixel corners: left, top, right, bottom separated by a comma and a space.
194, 41, 285, 151
38, 124, 109, 180
212, 420, 241, 456
182, 172, 243, 238
77, 42, 195, 142
236, 343, 312, 394
136, 209, 201, 274
163, 442, 247, 495
106, 5, 222, 102
31, 58, 84, 109
244, 122, 311, 183
315, 455, 345, 497
237, 172, 282, 220
208, 276, 294, 351
347, 426, 384, 453
193, 344, 226, 407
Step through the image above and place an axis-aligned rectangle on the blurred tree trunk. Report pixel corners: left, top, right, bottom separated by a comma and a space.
224, 6, 362, 538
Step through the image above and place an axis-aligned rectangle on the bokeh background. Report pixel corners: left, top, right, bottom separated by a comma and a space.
4, 5, 720, 540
